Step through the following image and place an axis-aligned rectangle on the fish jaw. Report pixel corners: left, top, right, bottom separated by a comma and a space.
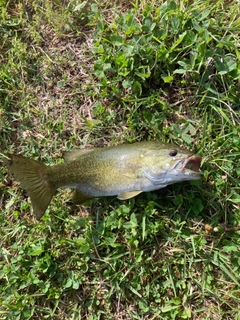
142, 154, 202, 186
172, 155, 202, 183
181, 155, 202, 173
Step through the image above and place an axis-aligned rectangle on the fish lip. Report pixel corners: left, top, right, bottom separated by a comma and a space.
181, 155, 202, 173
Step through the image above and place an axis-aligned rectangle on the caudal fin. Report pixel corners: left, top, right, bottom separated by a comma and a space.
4, 155, 56, 219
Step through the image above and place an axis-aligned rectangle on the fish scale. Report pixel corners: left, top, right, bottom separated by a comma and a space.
4, 141, 202, 219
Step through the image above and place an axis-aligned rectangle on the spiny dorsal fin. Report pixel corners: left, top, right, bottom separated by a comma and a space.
118, 190, 142, 200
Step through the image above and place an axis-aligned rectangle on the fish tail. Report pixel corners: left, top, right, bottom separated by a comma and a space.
4, 155, 56, 219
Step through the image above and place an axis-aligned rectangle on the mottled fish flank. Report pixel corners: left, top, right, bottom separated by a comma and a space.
4, 141, 202, 219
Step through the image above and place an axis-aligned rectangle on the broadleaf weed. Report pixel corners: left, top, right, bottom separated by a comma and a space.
0, 0, 240, 319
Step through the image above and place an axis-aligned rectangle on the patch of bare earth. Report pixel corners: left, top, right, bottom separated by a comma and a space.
25, 22, 97, 145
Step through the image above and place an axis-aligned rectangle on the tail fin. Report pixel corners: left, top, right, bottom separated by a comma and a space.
4, 155, 56, 220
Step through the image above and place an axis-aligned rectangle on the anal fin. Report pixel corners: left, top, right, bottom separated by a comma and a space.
72, 189, 93, 204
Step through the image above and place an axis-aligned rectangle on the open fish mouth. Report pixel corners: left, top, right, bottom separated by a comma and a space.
181, 155, 201, 173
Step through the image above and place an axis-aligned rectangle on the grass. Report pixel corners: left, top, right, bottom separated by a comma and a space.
0, 0, 240, 319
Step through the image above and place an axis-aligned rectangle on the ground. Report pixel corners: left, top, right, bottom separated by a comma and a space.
0, 0, 240, 319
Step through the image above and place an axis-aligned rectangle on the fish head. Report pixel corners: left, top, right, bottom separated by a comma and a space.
142, 145, 202, 185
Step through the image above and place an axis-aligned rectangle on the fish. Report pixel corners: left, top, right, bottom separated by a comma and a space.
4, 141, 202, 219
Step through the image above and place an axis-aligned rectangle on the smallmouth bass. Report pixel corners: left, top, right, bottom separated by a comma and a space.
4, 141, 202, 219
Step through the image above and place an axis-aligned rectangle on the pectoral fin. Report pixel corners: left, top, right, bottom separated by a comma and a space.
118, 190, 142, 200
72, 189, 93, 204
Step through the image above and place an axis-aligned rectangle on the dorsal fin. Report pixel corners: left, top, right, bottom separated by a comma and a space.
63, 149, 96, 162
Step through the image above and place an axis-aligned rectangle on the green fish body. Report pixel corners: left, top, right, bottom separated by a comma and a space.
4, 141, 202, 219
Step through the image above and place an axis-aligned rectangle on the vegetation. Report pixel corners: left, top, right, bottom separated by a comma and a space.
0, 0, 239, 319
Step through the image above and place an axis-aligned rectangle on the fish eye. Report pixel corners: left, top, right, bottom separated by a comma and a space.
169, 149, 178, 157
